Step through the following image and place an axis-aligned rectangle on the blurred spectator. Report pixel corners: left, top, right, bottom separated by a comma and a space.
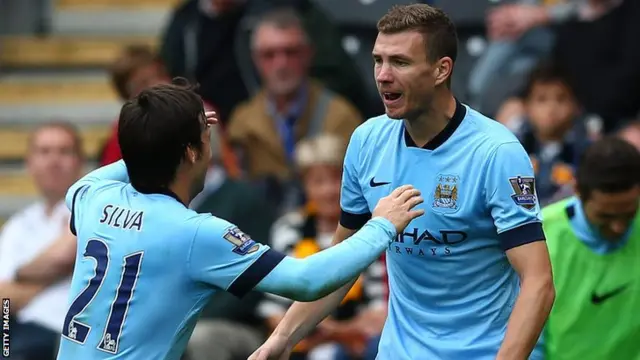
552, 0, 640, 131
227, 8, 361, 211
0, 123, 84, 360
468, 0, 581, 116
542, 137, 640, 359
102, 45, 240, 177
507, 62, 590, 205
185, 125, 276, 360
160, 0, 371, 122
259, 135, 386, 360
618, 120, 640, 151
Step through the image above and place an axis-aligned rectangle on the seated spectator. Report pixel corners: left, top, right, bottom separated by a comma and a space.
160, 0, 371, 121
0, 122, 84, 360
258, 135, 386, 360
227, 8, 362, 212
102, 45, 240, 177
542, 137, 640, 359
507, 62, 590, 205
618, 120, 640, 151
186, 124, 276, 360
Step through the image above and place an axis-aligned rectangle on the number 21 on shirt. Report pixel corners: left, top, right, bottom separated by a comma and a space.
61, 239, 144, 354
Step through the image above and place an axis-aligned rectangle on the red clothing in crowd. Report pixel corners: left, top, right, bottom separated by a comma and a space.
99, 102, 240, 178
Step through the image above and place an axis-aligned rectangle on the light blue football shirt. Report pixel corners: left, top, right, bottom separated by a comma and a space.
56, 161, 285, 359
340, 101, 546, 360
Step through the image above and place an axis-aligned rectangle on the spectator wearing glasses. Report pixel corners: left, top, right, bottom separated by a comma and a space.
227, 8, 362, 212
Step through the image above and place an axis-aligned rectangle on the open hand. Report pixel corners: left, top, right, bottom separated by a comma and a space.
372, 185, 424, 233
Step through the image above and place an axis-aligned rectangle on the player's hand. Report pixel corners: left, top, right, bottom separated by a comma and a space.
205, 111, 219, 127
248, 333, 292, 360
372, 185, 424, 233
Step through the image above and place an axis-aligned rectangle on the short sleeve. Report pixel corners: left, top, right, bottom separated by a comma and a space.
65, 183, 91, 236
188, 217, 285, 298
484, 141, 545, 251
340, 128, 371, 230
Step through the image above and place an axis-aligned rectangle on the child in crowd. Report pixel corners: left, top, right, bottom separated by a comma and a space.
509, 62, 594, 205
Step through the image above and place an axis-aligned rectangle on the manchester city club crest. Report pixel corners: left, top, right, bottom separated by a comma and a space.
433, 174, 460, 210
509, 176, 538, 210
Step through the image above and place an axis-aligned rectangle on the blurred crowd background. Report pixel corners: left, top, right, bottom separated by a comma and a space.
0, 0, 638, 360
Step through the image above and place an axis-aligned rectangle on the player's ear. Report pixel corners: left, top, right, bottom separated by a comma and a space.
434, 57, 453, 87
185, 146, 197, 165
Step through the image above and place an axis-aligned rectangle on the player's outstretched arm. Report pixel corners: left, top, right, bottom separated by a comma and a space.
250, 224, 359, 360
256, 185, 421, 300
248, 186, 423, 360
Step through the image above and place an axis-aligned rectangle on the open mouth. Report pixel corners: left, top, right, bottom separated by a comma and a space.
382, 92, 402, 102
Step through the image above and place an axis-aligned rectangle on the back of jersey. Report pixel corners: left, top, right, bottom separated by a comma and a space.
57, 181, 211, 359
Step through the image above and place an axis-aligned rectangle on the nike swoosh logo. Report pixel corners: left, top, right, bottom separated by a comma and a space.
369, 178, 390, 187
591, 285, 628, 305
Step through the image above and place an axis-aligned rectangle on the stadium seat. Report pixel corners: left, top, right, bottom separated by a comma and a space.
0, 171, 37, 196
0, 80, 118, 104
56, 0, 182, 9
450, 28, 488, 104
339, 25, 384, 116
0, 126, 111, 162
313, 0, 416, 27
0, 36, 157, 68
432, 0, 500, 28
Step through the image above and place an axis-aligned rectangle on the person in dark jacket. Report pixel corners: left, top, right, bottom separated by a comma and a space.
160, 0, 371, 122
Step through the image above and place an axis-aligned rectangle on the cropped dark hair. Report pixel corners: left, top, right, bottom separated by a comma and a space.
523, 61, 575, 99
377, 4, 458, 64
576, 136, 640, 200
118, 78, 206, 191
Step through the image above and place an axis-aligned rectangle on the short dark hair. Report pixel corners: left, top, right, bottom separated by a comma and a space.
251, 7, 309, 48
29, 121, 84, 159
576, 136, 640, 200
109, 44, 164, 100
118, 78, 206, 190
523, 61, 575, 99
377, 4, 458, 64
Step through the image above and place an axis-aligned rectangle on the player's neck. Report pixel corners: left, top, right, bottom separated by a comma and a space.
404, 91, 456, 147
43, 195, 63, 217
168, 182, 192, 207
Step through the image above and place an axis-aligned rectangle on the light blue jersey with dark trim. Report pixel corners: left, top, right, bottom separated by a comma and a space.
340, 101, 546, 359
56, 162, 284, 359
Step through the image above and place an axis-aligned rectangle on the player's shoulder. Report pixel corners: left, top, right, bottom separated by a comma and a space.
189, 211, 237, 237
351, 114, 401, 146
462, 105, 523, 152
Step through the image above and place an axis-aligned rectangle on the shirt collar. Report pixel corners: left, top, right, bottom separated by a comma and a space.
567, 196, 632, 254
267, 83, 309, 123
